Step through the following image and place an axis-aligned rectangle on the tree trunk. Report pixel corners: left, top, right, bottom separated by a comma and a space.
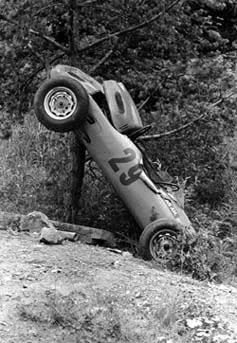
67, 132, 86, 223
65, 0, 86, 224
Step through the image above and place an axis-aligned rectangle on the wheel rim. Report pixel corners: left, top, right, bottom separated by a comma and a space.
149, 229, 178, 262
44, 87, 77, 120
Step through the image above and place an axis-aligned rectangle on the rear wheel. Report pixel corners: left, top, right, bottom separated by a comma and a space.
34, 76, 89, 132
138, 221, 179, 262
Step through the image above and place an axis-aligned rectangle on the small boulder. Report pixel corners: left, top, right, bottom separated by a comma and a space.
39, 226, 79, 245
20, 211, 55, 233
39, 226, 63, 245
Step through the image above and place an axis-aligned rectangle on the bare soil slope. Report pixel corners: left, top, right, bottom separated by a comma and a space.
0, 231, 237, 343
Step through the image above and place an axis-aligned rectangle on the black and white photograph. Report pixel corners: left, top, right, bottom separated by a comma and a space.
0, 0, 237, 342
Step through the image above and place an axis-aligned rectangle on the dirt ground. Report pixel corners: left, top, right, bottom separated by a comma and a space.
1, 230, 237, 343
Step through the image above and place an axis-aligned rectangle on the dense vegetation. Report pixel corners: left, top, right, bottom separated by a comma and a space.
1, 0, 237, 281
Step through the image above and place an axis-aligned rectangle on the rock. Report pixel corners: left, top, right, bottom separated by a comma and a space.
39, 226, 78, 245
0, 212, 21, 231
1, 210, 115, 247
39, 227, 63, 245
20, 211, 55, 233
60, 231, 79, 242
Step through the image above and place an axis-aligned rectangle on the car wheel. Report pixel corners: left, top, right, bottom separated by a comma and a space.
34, 76, 89, 132
138, 220, 179, 262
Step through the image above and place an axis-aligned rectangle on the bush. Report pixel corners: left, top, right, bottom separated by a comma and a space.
156, 222, 237, 283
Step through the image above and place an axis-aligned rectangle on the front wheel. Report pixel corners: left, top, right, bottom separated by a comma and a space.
34, 76, 89, 132
138, 220, 179, 262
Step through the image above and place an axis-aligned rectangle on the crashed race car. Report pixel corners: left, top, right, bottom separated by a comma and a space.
34, 65, 196, 262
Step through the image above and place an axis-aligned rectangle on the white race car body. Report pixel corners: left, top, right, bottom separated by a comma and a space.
34, 64, 195, 260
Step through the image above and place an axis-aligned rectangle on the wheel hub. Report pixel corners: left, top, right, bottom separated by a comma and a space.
149, 230, 178, 262
44, 87, 77, 120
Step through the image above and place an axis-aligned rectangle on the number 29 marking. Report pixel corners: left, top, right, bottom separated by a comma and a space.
108, 148, 142, 186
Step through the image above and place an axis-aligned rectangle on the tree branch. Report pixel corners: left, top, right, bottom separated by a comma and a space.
29, 29, 70, 53
17, 52, 65, 117
27, 41, 45, 65
76, 0, 101, 7
76, 0, 182, 54
138, 85, 160, 111
34, 2, 56, 16
89, 44, 117, 75
138, 96, 231, 142
1, 0, 182, 118
19, 53, 65, 93
138, 112, 206, 141
0, 13, 17, 25
1, 0, 181, 58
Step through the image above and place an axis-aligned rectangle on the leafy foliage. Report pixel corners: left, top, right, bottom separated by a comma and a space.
1, 0, 236, 200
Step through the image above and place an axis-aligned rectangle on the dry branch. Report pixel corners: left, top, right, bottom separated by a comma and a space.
138, 95, 232, 142
138, 112, 206, 141
76, 0, 101, 7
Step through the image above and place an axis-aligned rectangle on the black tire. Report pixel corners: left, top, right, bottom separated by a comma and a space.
138, 219, 179, 261
34, 76, 89, 132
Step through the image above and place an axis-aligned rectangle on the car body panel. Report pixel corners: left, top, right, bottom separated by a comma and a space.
76, 97, 192, 231
50, 64, 104, 95
103, 80, 143, 134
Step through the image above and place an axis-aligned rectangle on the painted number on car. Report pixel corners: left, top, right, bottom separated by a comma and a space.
108, 148, 142, 186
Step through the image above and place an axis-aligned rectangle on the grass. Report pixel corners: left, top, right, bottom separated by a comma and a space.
18, 282, 216, 343
0, 113, 74, 220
